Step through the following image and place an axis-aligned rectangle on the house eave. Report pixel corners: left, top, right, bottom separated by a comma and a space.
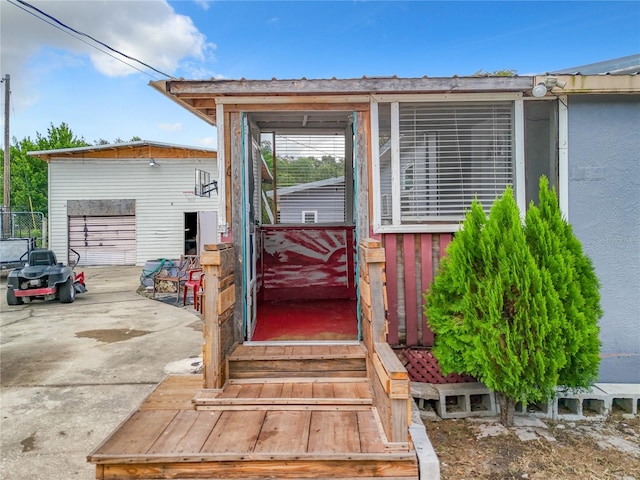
534, 74, 640, 94
151, 76, 535, 126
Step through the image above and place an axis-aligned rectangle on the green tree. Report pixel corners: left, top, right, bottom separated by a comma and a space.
524, 176, 601, 388
425, 186, 568, 426
1, 123, 88, 215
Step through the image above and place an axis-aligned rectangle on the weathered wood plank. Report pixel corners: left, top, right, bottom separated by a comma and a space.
357, 410, 386, 453
197, 404, 374, 412
217, 284, 235, 315
97, 410, 178, 455
312, 382, 334, 398
360, 278, 372, 307
420, 233, 435, 346
100, 459, 418, 479
147, 410, 199, 454
254, 410, 311, 454
228, 376, 369, 385
384, 234, 399, 344
165, 75, 532, 95
218, 384, 242, 398
375, 342, 409, 380
308, 411, 360, 453
172, 411, 222, 454
291, 382, 313, 398
200, 410, 266, 453
140, 376, 202, 411
235, 383, 263, 398
203, 242, 232, 251
259, 382, 284, 398
198, 398, 372, 407
403, 234, 418, 346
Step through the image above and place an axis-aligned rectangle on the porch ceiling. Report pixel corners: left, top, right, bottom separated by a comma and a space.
249, 110, 352, 133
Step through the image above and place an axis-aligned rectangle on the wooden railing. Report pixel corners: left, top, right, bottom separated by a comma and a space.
359, 238, 410, 445
200, 243, 236, 389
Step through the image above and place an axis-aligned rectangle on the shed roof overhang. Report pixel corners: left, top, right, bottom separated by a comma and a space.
149, 76, 536, 127
28, 140, 216, 162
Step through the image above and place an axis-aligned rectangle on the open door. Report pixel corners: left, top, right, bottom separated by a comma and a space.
240, 110, 360, 342
242, 114, 260, 340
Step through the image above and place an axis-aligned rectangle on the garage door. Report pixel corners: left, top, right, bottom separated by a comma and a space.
69, 215, 136, 266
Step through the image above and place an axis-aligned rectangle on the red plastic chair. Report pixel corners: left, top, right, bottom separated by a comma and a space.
182, 269, 203, 309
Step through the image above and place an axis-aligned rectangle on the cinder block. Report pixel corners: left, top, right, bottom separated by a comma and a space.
514, 398, 554, 419
411, 381, 439, 411
595, 383, 640, 415
433, 383, 497, 419
554, 386, 611, 421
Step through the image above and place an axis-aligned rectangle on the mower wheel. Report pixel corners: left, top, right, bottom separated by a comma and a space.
7, 289, 23, 306
59, 278, 76, 303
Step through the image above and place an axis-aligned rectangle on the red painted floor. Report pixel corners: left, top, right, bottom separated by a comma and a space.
251, 299, 358, 341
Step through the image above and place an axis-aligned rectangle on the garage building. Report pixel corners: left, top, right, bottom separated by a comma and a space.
30, 141, 218, 266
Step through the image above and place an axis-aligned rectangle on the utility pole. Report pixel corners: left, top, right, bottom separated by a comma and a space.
2, 74, 10, 238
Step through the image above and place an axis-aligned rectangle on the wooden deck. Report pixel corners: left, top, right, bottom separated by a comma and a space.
88, 345, 419, 479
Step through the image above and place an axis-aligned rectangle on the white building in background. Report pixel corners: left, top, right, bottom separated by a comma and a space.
30, 141, 218, 266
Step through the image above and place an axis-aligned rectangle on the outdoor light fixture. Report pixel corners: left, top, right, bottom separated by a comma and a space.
149, 158, 158, 167
532, 76, 567, 97
532, 83, 548, 97
545, 76, 567, 89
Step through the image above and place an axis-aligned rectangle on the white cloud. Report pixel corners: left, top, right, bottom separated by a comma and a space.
193, 0, 213, 11
158, 122, 183, 132
195, 136, 216, 147
0, 0, 216, 102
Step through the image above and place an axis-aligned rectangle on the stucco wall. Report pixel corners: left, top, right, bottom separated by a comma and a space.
567, 94, 640, 383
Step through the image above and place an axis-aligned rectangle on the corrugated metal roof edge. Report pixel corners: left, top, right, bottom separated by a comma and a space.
267, 176, 345, 197
545, 54, 640, 76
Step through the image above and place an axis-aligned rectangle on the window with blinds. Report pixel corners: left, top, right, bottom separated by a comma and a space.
379, 101, 514, 224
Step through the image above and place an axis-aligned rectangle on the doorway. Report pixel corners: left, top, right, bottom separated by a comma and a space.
184, 211, 218, 255
241, 111, 359, 342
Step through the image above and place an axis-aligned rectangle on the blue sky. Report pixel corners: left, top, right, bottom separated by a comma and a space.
1, 0, 639, 148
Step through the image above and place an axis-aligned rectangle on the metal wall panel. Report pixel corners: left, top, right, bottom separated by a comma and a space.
48, 158, 218, 265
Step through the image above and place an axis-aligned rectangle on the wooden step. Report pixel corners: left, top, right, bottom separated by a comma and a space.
90, 407, 417, 479
194, 378, 373, 409
228, 343, 368, 380
89, 375, 418, 480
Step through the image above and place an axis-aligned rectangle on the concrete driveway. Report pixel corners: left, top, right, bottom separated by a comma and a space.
0, 266, 204, 479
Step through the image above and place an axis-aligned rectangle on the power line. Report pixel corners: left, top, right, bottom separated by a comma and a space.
7, 0, 156, 79
9, 0, 174, 80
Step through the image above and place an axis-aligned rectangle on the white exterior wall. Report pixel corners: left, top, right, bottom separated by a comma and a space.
48, 157, 218, 265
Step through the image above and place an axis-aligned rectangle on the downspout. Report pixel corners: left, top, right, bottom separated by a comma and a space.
558, 96, 569, 219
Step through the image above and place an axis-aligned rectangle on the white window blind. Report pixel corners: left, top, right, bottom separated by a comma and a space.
381, 102, 513, 223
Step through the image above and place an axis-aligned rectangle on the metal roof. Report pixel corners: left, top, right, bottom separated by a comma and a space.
28, 140, 216, 156
267, 176, 345, 197
548, 54, 640, 75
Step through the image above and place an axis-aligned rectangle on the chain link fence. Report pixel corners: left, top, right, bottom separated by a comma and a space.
0, 207, 46, 247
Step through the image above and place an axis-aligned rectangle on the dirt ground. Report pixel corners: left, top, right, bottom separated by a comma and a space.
425, 412, 640, 480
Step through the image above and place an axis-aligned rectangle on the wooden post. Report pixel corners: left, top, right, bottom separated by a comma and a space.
200, 243, 235, 389
359, 238, 387, 348
359, 238, 410, 445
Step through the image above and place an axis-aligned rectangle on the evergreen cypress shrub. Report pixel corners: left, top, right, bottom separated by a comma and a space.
524, 176, 601, 388
424, 181, 600, 426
